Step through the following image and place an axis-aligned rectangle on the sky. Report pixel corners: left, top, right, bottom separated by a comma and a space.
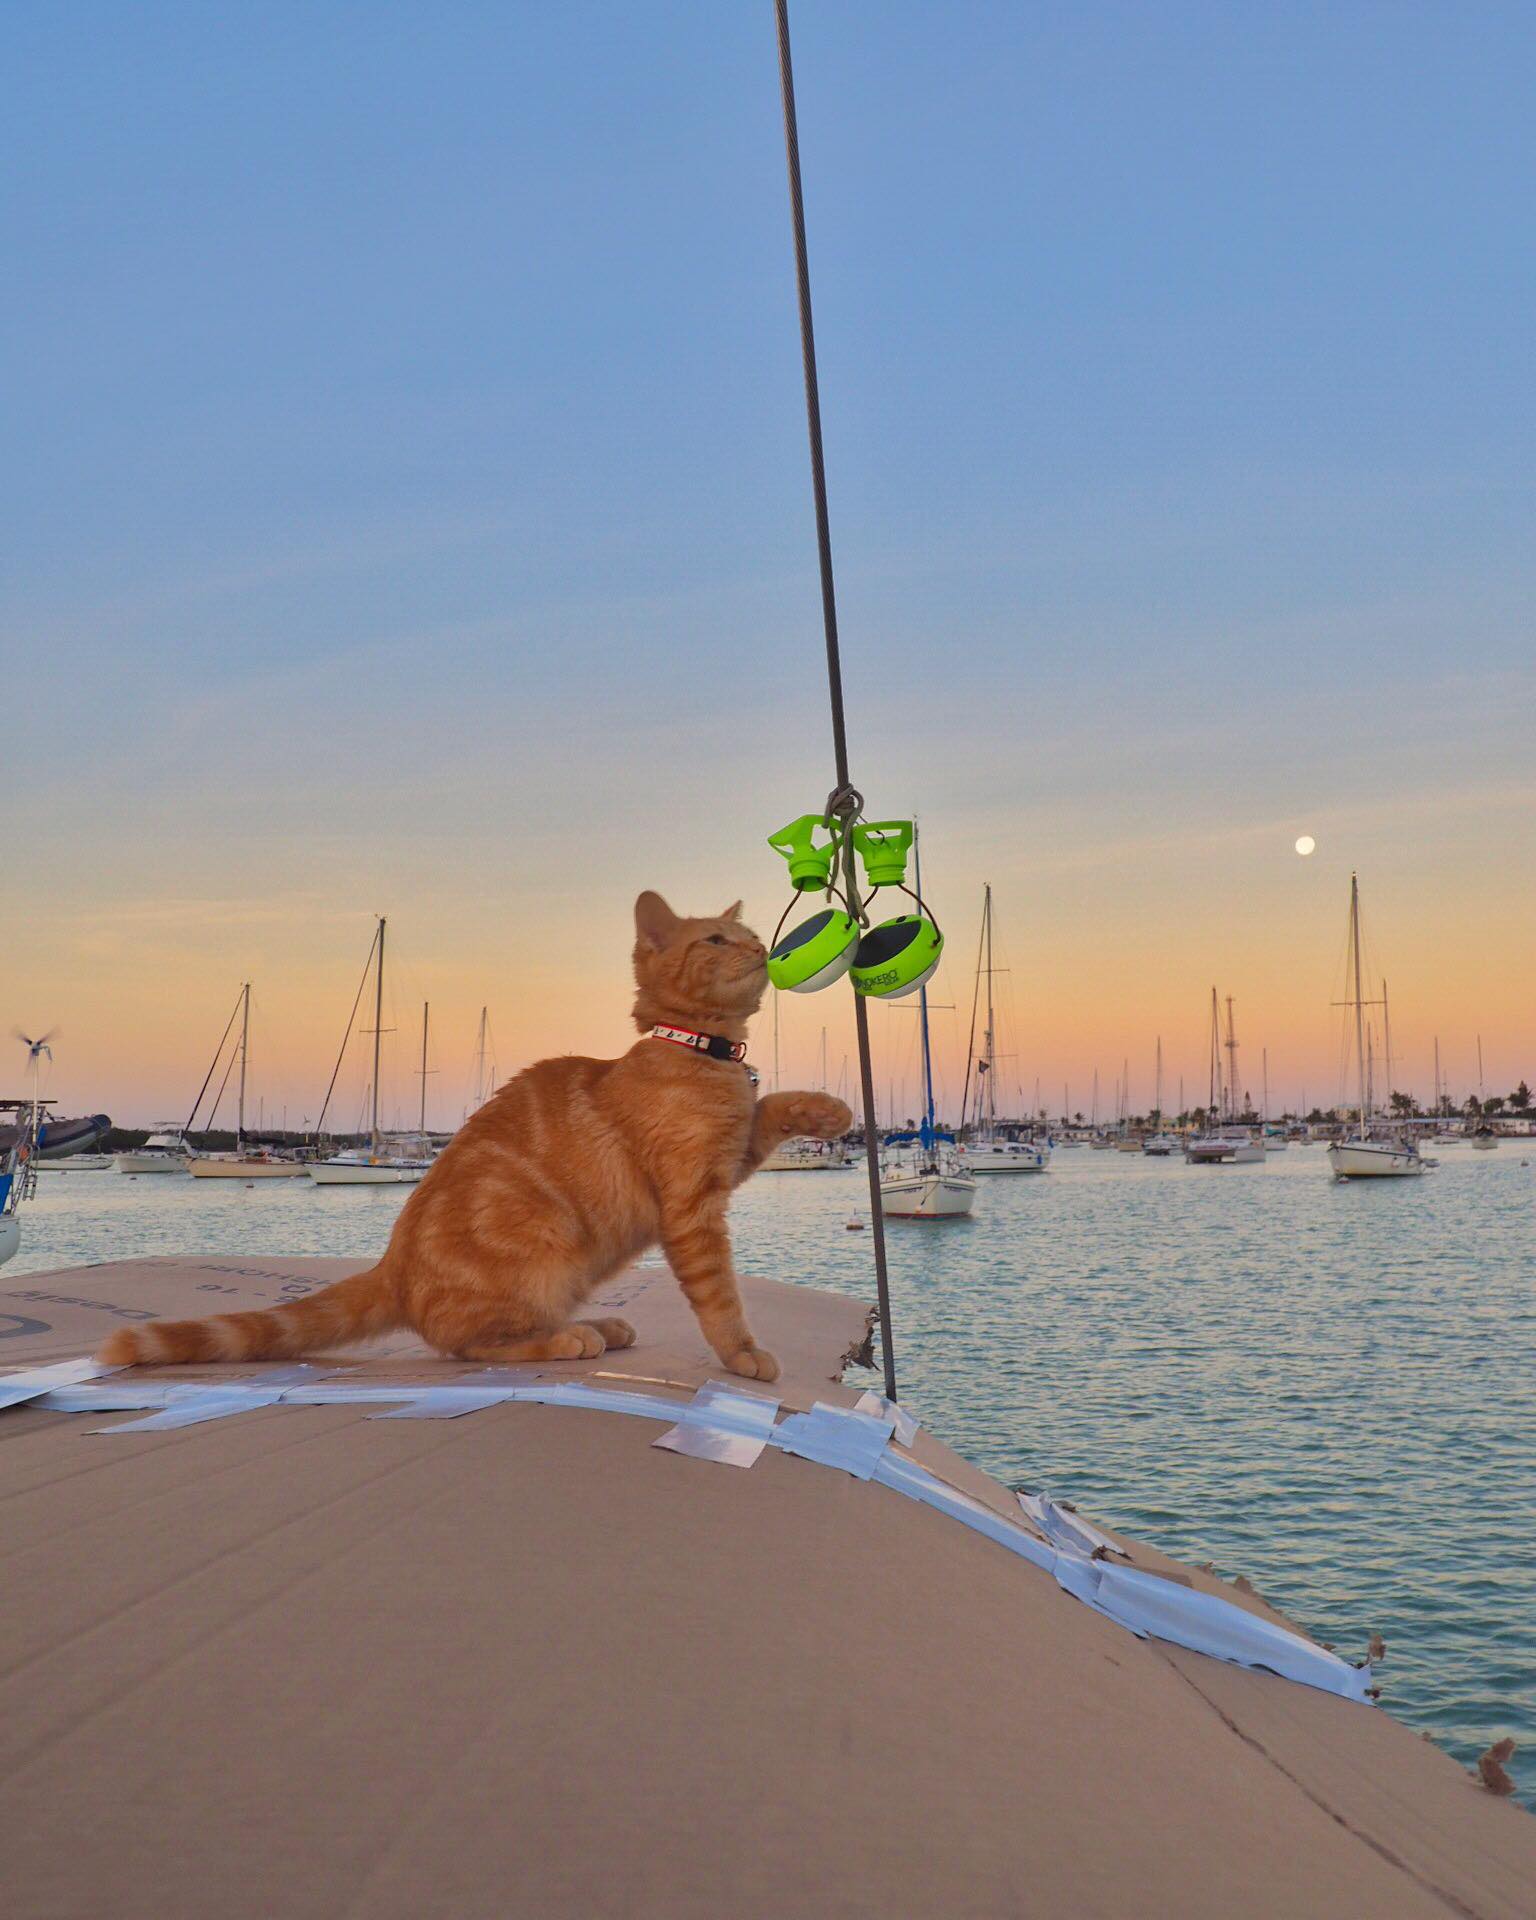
5, 1, 1533, 1129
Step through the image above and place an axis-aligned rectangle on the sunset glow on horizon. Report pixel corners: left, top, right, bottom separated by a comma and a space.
7, 5, 1532, 1130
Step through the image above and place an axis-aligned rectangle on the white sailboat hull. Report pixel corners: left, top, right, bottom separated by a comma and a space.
36, 1154, 112, 1171
189, 1157, 311, 1179
879, 1172, 977, 1218
1185, 1135, 1265, 1165
760, 1140, 848, 1172
309, 1161, 428, 1186
113, 1152, 189, 1174
1327, 1141, 1423, 1179
0, 1215, 18, 1268
961, 1142, 1049, 1173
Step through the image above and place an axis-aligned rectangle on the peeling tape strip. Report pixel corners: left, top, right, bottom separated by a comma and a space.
771, 1402, 895, 1480
1017, 1491, 1126, 1559
93, 1387, 290, 1433
370, 1389, 521, 1420
0, 1357, 117, 1409
853, 1389, 920, 1447
81, 1366, 345, 1432
654, 1381, 781, 1467
874, 1451, 1371, 1703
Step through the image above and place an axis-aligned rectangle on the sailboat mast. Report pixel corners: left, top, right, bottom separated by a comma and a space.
1223, 997, 1240, 1121
1154, 1037, 1162, 1123
1262, 1047, 1269, 1127
1381, 978, 1393, 1111
1208, 987, 1220, 1118
1433, 1035, 1441, 1118
1349, 873, 1368, 1137
370, 917, 386, 1152
982, 883, 995, 1136
237, 981, 250, 1152
419, 1002, 430, 1136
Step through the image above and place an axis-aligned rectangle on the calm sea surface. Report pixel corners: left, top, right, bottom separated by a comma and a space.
10, 1141, 1534, 1801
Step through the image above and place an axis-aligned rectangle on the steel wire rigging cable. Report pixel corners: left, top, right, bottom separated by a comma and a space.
773, 0, 898, 1399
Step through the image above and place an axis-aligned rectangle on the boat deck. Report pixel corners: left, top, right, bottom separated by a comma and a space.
2, 1255, 1532, 1917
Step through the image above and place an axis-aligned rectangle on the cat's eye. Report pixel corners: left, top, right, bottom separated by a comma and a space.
706, 934, 729, 945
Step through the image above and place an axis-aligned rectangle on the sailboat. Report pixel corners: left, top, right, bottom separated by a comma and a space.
189, 985, 310, 1177
1184, 991, 1265, 1163
959, 886, 1047, 1173
1470, 1036, 1499, 1149
1260, 1048, 1286, 1150
1142, 1037, 1178, 1154
311, 919, 432, 1185
1326, 875, 1423, 1180
761, 997, 848, 1169
0, 1098, 35, 1267
1, 1044, 53, 1264
880, 828, 977, 1218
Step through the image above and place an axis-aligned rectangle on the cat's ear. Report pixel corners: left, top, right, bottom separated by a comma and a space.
719, 901, 743, 921
634, 890, 680, 950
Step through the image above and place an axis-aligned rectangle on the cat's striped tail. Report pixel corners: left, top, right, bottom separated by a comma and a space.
94, 1264, 401, 1367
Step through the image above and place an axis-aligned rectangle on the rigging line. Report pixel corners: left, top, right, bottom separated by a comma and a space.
206, 1025, 242, 1137
314, 921, 382, 1141
774, 0, 896, 1400
183, 986, 245, 1138
959, 891, 986, 1135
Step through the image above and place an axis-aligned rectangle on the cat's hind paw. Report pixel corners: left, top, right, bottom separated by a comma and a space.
580, 1316, 636, 1350
547, 1324, 607, 1360
723, 1343, 780, 1383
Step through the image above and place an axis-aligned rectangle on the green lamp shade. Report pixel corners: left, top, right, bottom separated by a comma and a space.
767, 909, 860, 993
850, 915, 943, 999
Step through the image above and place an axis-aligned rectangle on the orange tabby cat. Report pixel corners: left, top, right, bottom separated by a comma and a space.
97, 892, 852, 1382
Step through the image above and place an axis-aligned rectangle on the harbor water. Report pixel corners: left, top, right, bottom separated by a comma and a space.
9, 1142, 1533, 1802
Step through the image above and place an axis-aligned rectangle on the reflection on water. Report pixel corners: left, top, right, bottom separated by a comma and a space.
11, 1144, 1534, 1801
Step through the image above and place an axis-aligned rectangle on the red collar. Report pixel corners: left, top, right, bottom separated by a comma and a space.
650, 1024, 748, 1064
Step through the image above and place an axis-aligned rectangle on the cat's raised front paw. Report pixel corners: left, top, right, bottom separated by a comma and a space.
722, 1343, 780, 1383
782, 1093, 853, 1141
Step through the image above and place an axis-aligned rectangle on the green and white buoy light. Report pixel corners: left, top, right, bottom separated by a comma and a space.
765, 813, 861, 990
768, 905, 862, 992
765, 808, 943, 997
850, 914, 943, 999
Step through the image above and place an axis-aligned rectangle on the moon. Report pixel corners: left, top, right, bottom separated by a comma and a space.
1295, 835, 1316, 857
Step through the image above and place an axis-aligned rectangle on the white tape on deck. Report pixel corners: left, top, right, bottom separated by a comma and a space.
0, 1357, 117, 1410
6, 1354, 1377, 1703
771, 1402, 895, 1479
653, 1381, 781, 1467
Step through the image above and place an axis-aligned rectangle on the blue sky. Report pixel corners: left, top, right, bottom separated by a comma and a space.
6, 2, 1533, 1120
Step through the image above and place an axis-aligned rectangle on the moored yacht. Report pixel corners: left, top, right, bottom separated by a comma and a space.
187, 984, 311, 1179
962, 1136, 1049, 1173
0, 1096, 43, 1268
113, 1125, 190, 1174
880, 832, 977, 1220
1326, 875, 1423, 1181
310, 922, 432, 1186
956, 885, 1049, 1176
761, 1136, 849, 1171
